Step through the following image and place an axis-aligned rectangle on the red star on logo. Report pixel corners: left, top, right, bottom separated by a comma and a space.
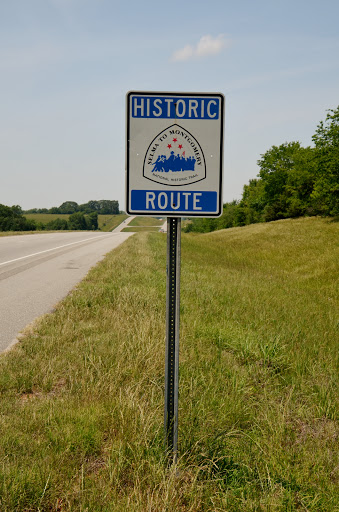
173, 138, 177, 142
167, 144, 172, 149
178, 144, 183, 149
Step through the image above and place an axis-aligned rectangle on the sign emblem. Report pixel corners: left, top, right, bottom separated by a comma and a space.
143, 124, 206, 186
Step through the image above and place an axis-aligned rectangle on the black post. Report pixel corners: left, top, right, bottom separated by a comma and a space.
164, 217, 181, 464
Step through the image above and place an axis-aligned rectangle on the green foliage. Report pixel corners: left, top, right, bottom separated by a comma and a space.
68, 212, 88, 230
22, 213, 126, 232
24, 200, 120, 216
238, 179, 265, 224
0, 204, 37, 232
312, 107, 339, 215
79, 199, 120, 215
217, 200, 241, 229
66, 212, 98, 231
57, 201, 79, 214
86, 212, 98, 230
257, 142, 317, 221
45, 218, 69, 230
185, 105, 339, 233
24, 208, 49, 214
184, 202, 246, 233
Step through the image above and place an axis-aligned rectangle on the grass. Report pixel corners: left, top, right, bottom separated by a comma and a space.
122, 226, 162, 232
0, 231, 43, 237
0, 216, 338, 511
24, 214, 70, 223
98, 214, 128, 231
127, 216, 164, 227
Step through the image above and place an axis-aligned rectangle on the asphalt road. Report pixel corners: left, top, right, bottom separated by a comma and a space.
0, 231, 133, 353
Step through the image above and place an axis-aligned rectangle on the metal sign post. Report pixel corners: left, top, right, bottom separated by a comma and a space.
164, 217, 181, 463
126, 91, 224, 464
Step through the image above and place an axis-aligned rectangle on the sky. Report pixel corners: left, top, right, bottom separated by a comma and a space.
1, 0, 339, 211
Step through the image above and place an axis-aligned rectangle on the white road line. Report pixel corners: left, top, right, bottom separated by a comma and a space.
0, 234, 111, 267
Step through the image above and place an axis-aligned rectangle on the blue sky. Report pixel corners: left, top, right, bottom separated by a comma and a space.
1, 0, 338, 211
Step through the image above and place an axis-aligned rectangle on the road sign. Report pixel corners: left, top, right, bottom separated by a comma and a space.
126, 91, 224, 217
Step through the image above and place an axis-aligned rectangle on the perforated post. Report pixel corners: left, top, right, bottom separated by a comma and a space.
164, 217, 181, 464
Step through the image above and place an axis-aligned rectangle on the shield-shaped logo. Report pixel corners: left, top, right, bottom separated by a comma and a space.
143, 124, 206, 186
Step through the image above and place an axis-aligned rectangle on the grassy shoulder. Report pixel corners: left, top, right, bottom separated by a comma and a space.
127, 216, 164, 227
122, 226, 162, 232
0, 231, 43, 237
0, 217, 338, 511
98, 214, 128, 231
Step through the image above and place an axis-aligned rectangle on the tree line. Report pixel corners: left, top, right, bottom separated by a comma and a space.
0, 200, 120, 232
185, 106, 339, 233
24, 199, 120, 215
0, 205, 99, 232
0, 205, 37, 232
38, 212, 99, 231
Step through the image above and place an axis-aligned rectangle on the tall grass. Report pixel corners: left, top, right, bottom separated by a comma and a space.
0, 217, 337, 511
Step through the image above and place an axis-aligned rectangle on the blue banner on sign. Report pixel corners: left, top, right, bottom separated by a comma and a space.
131, 96, 219, 120
131, 190, 217, 213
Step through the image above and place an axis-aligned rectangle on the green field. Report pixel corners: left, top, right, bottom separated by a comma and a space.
24, 213, 70, 223
0, 217, 338, 511
23, 213, 128, 232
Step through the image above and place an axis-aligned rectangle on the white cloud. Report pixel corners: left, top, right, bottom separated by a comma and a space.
196, 35, 226, 57
171, 44, 195, 62
171, 34, 229, 62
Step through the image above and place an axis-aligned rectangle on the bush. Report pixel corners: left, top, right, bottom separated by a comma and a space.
45, 218, 69, 230
0, 204, 37, 231
68, 212, 87, 230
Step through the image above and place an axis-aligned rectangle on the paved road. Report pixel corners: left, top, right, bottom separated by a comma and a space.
0, 231, 133, 353
112, 216, 168, 233
112, 216, 136, 232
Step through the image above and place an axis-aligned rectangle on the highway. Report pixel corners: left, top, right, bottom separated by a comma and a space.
0, 231, 133, 353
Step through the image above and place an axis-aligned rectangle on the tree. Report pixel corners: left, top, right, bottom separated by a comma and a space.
45, 218, 69, 230
0, 204, 37, 231
285, 146, 317, 217
257, 142, 316, 221
311, 107, 339, 215
86, 212, 98, 230
97, 200, 119, 214
58, 201, 79, 214
217, 200, 240, 229
68, 212, 87, 230
238, 179, 265, 224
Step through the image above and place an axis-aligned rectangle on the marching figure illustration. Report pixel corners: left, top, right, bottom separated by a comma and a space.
152, 152, 196, 173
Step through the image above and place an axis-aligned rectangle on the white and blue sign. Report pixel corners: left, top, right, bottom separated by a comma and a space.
131, 96, 220, 120
126, 91, 224, 217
